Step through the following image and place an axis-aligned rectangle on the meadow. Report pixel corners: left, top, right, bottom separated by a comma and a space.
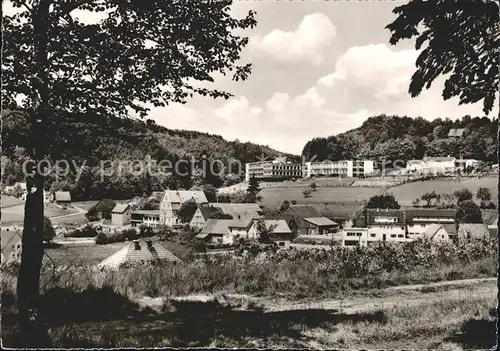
1, 202, 80, 226
259, 186, 382, 219
1, 195, 24, 208
388, 175, 498, 207
1, 238, 497, 348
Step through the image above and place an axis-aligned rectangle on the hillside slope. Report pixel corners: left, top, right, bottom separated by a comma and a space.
302, 115, 497, 164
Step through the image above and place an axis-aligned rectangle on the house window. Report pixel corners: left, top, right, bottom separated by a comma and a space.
17, 244, 20, 249
370, 234, 376, 237
441, 235, 445, 238
421, 224, 425, 228
398, 234, 404, 238
278, 242, 285, 247
390, 234, 396, 238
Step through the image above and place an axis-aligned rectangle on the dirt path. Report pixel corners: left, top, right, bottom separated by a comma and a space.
50, 205, 86, 220
137, 277, 497, 315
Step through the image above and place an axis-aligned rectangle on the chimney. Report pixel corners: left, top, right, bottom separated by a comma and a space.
133, 240, 141, 250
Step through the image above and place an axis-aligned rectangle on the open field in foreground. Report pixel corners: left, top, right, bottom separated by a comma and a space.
1, 279, 496, 348
389, 176, 498, 207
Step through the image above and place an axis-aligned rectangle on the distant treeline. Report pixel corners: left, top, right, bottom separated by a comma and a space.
302, 115, 498, 166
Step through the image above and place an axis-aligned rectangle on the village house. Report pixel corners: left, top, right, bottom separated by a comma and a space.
111, 203, 132, 226
196, 219, 233, 244
89, 199, 116, 220
448, 128, 465, 140
406, 157, 456, 175
209, 202, 263, 219
366, 208, 407, 242
130, 210, 161, 228
279, 205, 339, 235
190, 206, 223, 230
487, 218, 498, 238
366, 208, 457, 242
247, 219, 293, 249
97, 239, 181, 269
159, 190, 208, 227
421, 224, 454, 242
405, 209, 457, 238
1, 229, 23, 264
335, 228, 369, 247
53, 191, 72, 205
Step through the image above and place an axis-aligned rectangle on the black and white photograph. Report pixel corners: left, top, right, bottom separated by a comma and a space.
1, 0, 499, 348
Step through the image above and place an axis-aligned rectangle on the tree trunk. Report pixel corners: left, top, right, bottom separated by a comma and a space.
16, 0, 51, 346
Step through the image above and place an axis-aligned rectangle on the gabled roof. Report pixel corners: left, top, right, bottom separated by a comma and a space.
199, 219, 232, 236
209, 203, 262, 218
448, 128, 465, 137
197, 206, 223, 221
458, 223, 489, 240
263, 220, 292, 234
303, 217, 338, 227
54, 191, 71, 202
422, 224, 453, 239
163, 190, 208, 204
287, 205, 321, 218
406, 208, 457, 222
366, 208, 405, 225
111, 203, 130, 214
1, 229, 22, 258
97, 241, 181, 269
228, 217, 254, 229
442, 224, 458, 235
92, 199, 116, 212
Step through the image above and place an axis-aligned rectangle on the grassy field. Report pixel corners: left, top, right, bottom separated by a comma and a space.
259, 186, 382, 219
1, 280, 495, 348
1, 195, 24, 208
389, 176, 498, 207
1, 203, 80, 226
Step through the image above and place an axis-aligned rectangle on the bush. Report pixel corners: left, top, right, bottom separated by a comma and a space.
95, 228, 138, 245
64, 225, 98, 238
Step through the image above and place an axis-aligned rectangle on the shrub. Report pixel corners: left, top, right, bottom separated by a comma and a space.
64, 225, 98, 238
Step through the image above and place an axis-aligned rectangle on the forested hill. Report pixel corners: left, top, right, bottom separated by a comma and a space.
2, 110, 294, 197
2, 109, 291, 166
302, 115, 497, 164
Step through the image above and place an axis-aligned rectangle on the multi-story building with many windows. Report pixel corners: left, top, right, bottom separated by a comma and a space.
365, 208, 457, 243
245, 160, 303, 182
304, 160, 374, 178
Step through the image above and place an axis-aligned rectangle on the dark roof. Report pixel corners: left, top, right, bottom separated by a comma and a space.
92, 199, 116, 212
288, 205, 321, 218
198, 206, 223, 220
442, 224, 458, 235
54, 191, 71, 202
366, 208, 405, 225
406, 208, 457, 222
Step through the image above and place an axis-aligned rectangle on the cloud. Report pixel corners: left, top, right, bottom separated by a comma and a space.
149, 43, 493, 155
249, 13, 336, 65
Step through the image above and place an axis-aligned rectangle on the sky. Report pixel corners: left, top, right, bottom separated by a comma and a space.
4, 1, 497, 155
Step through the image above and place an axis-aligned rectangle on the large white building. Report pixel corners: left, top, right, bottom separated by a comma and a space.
406, 157, 456, 175
304, 160, 375, 178
245, 159, 303, 182
159, 190, 208, 227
